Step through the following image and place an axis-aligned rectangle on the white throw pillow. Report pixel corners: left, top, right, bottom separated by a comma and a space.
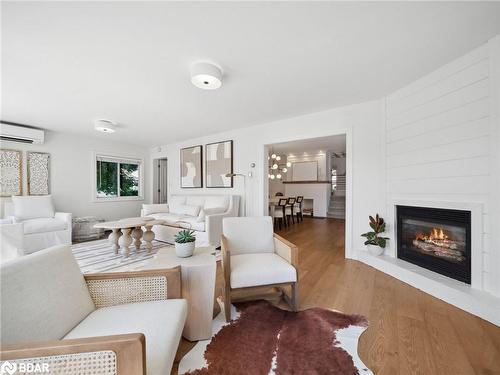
12, 195, 55, 220
142, 204, 169, 216
197, 207, 226, 222
171, 204, 200, 217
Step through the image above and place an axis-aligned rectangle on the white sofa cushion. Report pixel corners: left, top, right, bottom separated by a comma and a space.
150, 213, 185, 225
64, 300, 187, 375
142, 204, 169, 216
169, 196, 187, 213
23, 218, 67, 234
204, 196, 229, 210
223, 216, 275, 255
172, 204, 201, 217
185, 196, 206, 207
12, 195, 55, 220
0, 245, 95, 345
148, 213, 205, 232
230, 253, 297, 288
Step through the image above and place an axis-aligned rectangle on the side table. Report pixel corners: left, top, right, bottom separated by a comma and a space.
140, 246, 217, 341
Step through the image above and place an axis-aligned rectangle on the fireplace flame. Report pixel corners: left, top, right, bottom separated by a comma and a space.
416, 228, 449, 242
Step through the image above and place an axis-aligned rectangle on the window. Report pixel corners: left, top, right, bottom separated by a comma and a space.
95, 154, 143, 200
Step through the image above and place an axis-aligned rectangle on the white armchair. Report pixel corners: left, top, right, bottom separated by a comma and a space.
2, 195, 72, 255
221, 216, 299, 322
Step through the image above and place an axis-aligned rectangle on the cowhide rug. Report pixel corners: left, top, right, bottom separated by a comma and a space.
179, 300, 372, 375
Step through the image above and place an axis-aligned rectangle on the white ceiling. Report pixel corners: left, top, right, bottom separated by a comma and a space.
270, 134, 346, 156
2, 2, 500, 147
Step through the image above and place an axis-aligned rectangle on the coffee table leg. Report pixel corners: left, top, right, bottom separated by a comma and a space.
132, 226, 143, 251
119, 228, 132, 257
109, 228, 120, 254
143, 225, 155, 253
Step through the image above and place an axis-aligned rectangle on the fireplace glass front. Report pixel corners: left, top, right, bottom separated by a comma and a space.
397, 205, 471, 284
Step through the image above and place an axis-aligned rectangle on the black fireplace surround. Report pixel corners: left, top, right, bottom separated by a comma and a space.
397, 205, 471, 284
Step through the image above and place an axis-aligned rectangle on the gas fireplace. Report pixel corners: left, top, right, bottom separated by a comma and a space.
397, 205, 471, 284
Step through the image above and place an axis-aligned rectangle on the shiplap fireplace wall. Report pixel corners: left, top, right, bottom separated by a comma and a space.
383, 36, 500, 300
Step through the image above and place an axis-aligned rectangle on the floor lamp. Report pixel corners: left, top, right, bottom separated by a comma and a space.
225, 173, 247, 217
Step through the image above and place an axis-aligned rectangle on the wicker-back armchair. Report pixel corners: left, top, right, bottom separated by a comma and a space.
0, 245, 186, 375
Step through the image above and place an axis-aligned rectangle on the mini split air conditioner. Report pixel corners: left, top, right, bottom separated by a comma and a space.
0, 123, 45, 144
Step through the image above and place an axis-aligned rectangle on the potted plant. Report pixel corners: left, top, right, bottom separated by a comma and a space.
361, 214, 389, 256
174, 229, 196, 258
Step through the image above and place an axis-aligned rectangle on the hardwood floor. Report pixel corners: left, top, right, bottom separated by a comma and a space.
173, 217, 500, 374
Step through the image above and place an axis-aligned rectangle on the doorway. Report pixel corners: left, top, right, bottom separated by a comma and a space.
153, 158, 168, 204
265, 134, 347, 238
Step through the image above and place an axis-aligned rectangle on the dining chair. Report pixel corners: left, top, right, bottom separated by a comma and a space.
295, 196, 304, 222
272, 198, 288, 230
286, 197, 296, 225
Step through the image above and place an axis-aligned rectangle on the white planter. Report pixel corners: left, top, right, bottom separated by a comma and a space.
175, 241, 195, 258
367, 244, 385, 256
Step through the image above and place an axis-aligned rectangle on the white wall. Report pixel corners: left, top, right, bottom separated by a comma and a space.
150, 99, 386, 257
384, 36, 500, 296
1, 131, 150, 221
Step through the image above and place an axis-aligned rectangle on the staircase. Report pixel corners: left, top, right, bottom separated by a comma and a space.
327, 174, 346, 219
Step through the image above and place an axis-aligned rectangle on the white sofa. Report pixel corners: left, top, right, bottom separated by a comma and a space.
0, 245, 187, 375
141, 195, 239, 247
1, 195, 72, 257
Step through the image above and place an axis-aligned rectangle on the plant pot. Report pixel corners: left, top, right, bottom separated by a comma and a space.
175, 241, 195, 258
367, 244, 384, 256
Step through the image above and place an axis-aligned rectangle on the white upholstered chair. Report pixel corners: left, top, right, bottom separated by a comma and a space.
221, 216, 299, 322
2, 195, 72, 256
0, 245, 187, 375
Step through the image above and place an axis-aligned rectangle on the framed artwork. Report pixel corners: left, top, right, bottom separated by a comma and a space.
27, 151, 50, 195
180, 145, 203, 188
0, 149, 22, 197
206, 140, 233, 188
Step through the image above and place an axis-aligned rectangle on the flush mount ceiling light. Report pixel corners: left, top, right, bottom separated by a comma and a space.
191, 62, 222, 90
94, 119, 116, 133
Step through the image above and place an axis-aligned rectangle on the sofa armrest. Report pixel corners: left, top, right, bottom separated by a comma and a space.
273, 234, 299, 269
0, 222, 25, 261
84, 267, 182, 308
54, 212, 72, 223
206, 211, 233, 246
0, 333, 145, 375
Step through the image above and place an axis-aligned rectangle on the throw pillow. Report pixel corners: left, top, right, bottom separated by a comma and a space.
142, 204, 169, 216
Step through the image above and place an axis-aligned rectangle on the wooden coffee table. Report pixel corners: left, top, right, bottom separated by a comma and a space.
94, 217, 164, 257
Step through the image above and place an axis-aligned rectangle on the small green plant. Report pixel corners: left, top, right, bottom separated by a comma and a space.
174, 229, 196, 244
361, 214, 389, 248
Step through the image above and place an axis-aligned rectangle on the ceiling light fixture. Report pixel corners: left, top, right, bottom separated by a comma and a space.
286, 161, 292, 167
191, 62, 222, 90
94, 119, 116, 133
